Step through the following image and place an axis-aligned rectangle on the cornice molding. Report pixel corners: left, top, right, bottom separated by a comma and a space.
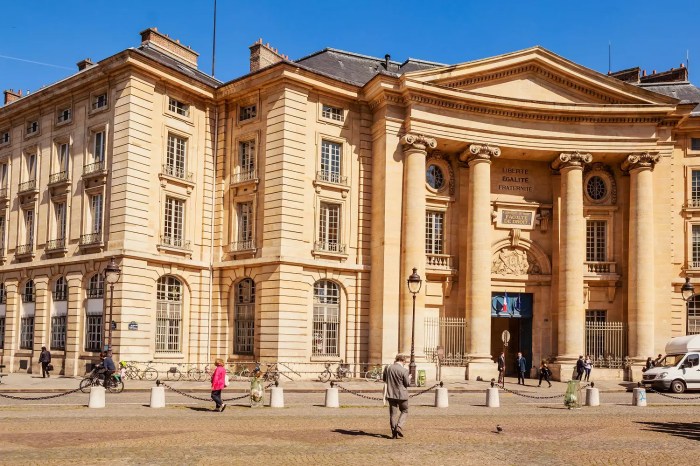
621, 152, 661, 172
551, 152, 593, 170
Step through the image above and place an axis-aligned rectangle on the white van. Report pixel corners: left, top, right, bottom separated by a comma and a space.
641, 334, 700, 393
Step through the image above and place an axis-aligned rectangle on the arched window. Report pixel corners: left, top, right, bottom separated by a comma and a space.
312, 280, 340, 356
22, 280, 35, 303
156, 276, 182, 353
87, 274, 104, 299
234, 279, 255, 354
53, 277, 67, 301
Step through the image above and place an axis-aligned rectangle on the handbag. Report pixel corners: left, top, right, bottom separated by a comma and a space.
47, 364, 54, 372
224, 374, 230, 387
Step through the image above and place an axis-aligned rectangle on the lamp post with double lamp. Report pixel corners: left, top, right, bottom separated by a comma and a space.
407, 267, 423, 387
103, 258, 121, 350
681, 277, 695, 335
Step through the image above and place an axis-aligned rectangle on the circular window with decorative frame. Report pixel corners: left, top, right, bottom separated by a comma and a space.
583, 164, 616, 205
425, 157, 453, 195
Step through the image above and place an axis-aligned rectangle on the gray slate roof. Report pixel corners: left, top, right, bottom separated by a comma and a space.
638, 82, 700, 114
135, 44, 222, 87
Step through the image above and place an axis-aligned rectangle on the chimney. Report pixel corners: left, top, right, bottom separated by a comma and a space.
4, 89, 21, 105
77, 58, 95, 71
384, 54, 391, 70
249, 38, 286, 72
139, 28, 199, 67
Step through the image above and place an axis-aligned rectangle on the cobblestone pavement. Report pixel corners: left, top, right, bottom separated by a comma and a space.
0, 390, 698, 465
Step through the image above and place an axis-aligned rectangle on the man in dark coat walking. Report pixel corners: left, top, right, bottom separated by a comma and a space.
497, 352, 505, 386
576, 355, 585, 380
39, 346, 52, 378
383, 353, 411, 439
515, 352, 527, 385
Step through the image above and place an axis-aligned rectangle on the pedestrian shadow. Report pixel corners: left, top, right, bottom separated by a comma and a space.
186, 406, 215, 412
637, 421, 700, 441
332, 429, 391, 439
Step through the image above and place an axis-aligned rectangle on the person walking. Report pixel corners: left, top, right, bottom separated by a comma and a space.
515, 352, 527, 385
382, 353, 411, 439
583, 355, 593, 382
575, 355, 585, 380
210, 358, 227, 412
643, 357, 655, 372
537, 360, 552, 388
497, 352, 505, 386
39, 347, 52, 378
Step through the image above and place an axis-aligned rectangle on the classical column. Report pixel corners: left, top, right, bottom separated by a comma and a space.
552, 152, 592, 361
463, 144, 500, 362
399, 134, 436, 355
623, 153, 659, 361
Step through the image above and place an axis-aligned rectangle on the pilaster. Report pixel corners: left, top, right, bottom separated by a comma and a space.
31, 276, 50, 375
2, 280, 18, 371
64, 273, 84, 377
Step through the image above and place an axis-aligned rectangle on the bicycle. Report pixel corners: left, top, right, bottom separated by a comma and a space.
79, 369, 124, 394
166, 363, 185, 381
139, 361, 159, 381
187, 365, 205, 382
254, 362, 280, 383
124, 361, 140, 380
363, 364, 383, 382
319, 361, 350, 383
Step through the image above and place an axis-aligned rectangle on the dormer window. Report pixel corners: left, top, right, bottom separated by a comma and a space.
168, 98, 189, 117
239, 104, 257, 122
92, 93, 108, 110
322, 104, 344, 122
57, 107, 71, 124
26, 120, 39, 135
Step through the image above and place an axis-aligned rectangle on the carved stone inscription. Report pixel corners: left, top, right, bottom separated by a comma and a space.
501, 210, 533, 226
497, 167, 533, 193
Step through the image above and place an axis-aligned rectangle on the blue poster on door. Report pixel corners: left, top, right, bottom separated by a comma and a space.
491, 292, 532, 318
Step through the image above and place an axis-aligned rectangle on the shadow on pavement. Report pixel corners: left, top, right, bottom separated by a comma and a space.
186, 406, 215, 412
332, 429, 391, 439
637, 421, 700, 441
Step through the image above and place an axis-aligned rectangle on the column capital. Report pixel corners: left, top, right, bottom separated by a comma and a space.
621, 152, 660, 172
400, 134, 437, 152
459, 144, 501, 164
551, 152, 592, 171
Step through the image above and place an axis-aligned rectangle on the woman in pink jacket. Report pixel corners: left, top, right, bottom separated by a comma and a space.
210, 358, 227, 412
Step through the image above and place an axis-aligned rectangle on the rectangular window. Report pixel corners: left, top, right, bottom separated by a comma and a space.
89, 193, 103, 234
239, 140, 255, 176
693, 225, 700, 268
318, 203, 341, 252
0, 131, 9, 144
320, 140, 342, 184
20, 317, 34, 349
57, 142, 70, 172
155, 301, 181, 353
586, 220, 606, 262
26, 121, 39, 135
237, 202, 254, 244
163, 197, 185, 247
0, 215, 5, 251
55, 202, 67, 240
26, 153, 37, 180
0, 317, 4, 349
168, 98, 189, 117
165, 134, 187, 178
25, 210, 34, 246
85, 315, 102, 352
93, 131, 105, 163
51, 315, 67, 350
57, 107, 71, 124
92, 93, 108, 110
239, 104, 257, 121
234, 285, 255, 355
692, 138, 700, 151
425, 211, 445, 254
585, 310, 607, 322
313, 285, 340, 357
0, 163, 7, 191
692, 170, 700, 207
321, 104, 344, 122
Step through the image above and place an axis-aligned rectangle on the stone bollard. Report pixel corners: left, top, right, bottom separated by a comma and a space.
150, 385, 166, 408
486, 380, 500, 408
325, 382, 339, 408
434, 382, 448, 408
270, 383, 284, 408
88, 385, 106, 408
633, 386, 647, 407
585, 382, 600, 407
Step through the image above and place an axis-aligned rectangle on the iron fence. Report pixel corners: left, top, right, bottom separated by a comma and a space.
584, 321, 627, 368
424, 317, 468, 366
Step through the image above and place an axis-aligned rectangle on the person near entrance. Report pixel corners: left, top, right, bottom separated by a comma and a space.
497, 352, 505, 386
576, 356, 585, 380
39, 347, 52, 378
515, 352, 527, 385
538, 360, 552, 388
383, 353, 410, 439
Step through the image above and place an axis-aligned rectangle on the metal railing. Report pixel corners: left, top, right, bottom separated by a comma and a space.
80, 233, 102, 246
424, 317, 468, 366
689, 261, 700, 270
160, 235, 191, 250
585, 261, 617, 273
316, 170, 348, 186
16, 243, 33, 255
161, 164, 193, 182
48, 171, 69, 184
83, 160, 105, 176
231, 168, 256, 184
230, 239, 255, 252
18, 179, 37, 193
314, 241, 346, 254
584, 321, 627, 368
46, 238, 66, 251
426, 254, 454, 270
686, 198, 700, 208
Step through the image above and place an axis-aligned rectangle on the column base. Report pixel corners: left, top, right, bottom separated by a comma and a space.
549, 363, 578, 382
465, 360, 497, 382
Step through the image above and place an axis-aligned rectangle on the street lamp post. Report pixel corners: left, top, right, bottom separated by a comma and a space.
681, 277, 695, 335
103, 257, 121, 350
407, 267, 422, 387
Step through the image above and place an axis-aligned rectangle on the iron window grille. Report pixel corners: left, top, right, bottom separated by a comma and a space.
51, 315, 67, 350
85, 315, 102, 352
57, 108, 71, 123
26, 121, 39, 135
92, 93, 108, 110
312, 280, 340, 357
234, 279, 255, 354
155, 276, 182, 353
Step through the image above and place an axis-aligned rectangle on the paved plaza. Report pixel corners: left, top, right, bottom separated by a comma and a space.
0, 375, 698, 465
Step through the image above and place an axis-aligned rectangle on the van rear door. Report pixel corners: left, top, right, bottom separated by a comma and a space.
684, 353, 700, 389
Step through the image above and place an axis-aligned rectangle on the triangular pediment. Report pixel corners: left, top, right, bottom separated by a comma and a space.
405, 47, 677, 106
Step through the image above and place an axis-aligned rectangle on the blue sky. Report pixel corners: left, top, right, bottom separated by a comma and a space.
1, 0, 699, 94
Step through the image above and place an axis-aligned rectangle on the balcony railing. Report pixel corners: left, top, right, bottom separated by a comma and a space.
0, 186, 7, 199
79, 232, 102, 246
689, 261, 700, 270
18, 179, 37, 193
231, 168, 257, 184
426, 253, 454, 270
316, 170, 348, 186
161, 164, 193, 182
314, 241, 346, 254
159, 235, 191, 250
48, 171, 69, 184
83, 160, 105, 176
46, 238, 66, 251
585, 261, 617, 273
230, 239, 256, 252
686, 198, 700, 208
16, 243, 34, 256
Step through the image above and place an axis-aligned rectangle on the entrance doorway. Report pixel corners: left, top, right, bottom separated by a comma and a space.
490, 292, 533, 376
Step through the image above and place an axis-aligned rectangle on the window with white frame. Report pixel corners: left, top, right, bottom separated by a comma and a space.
23, 209, 34, 247
238, 140, 255, 180
0, 215, 5, 251
312, 280, 340, 357
54, 201, 67, 241
87, 274, 104, 299
234, 278, 255, 354
20, 315, 34, 349
85, 314, 102, 352
321, 104, 344, 122
320, 140, 342, 184
163, 197, 185, 248
57, 142, 70, 173
692, 225, 700, 268
168, 98, 189, 117
155, 276, 183, 353
54, 276, 68, 302
88, 193, 103, 235
25, 152, 37, 181
0, 162, 7, 189
425, 211, 445, 255
239, 104, 256, 121
51, 314, 67, 350
165, 134, 187, 179
0, 314, 4, 350
585, 310, 607, 322
688, 296, 700, 334
586, 220, 606, 262
26, 120, 39, 135
692, 170, 700, 208
317, 202, 341, 253
235, 202, 254, 249
92, 92, 108, 110
92, 130, 105, 163
22, 280, 35, 303
0, 283, 5, 304
0, 283, 5, 350
57, 107, 71, 124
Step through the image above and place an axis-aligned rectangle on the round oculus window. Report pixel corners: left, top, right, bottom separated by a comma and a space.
586, 175, 607, 201
426, 164, 445, 190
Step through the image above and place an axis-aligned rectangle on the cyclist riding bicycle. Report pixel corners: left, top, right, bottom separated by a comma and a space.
102, 352, 116, 387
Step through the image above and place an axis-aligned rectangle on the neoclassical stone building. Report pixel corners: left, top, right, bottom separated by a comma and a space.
1, 28, 699, 379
